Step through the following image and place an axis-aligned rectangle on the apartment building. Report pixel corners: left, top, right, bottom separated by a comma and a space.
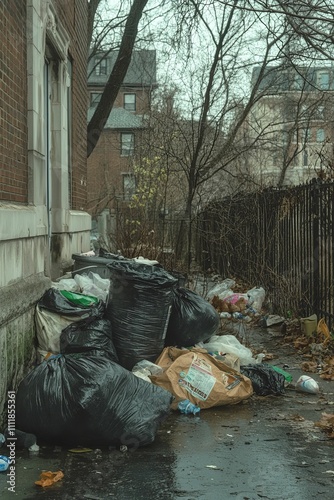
244, 65, 334, 186
87, 50, 157, 218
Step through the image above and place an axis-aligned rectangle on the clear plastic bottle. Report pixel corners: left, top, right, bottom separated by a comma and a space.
0, 455, 10, 472
177, 399, 200, 415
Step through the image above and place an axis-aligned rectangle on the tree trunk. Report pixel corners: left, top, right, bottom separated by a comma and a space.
87, 0, 148, 158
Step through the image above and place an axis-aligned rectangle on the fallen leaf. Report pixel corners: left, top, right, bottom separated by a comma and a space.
290, 414, 305, 422
300, 361, 318, 373
315, 413, 334, 438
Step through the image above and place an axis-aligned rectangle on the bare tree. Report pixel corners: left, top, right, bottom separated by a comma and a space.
87, 0, 334, 267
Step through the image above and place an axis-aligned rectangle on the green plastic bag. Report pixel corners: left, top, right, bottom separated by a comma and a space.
60, 290, 99, 307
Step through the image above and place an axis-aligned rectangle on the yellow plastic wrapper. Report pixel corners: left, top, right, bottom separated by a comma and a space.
317, 318, 331, 345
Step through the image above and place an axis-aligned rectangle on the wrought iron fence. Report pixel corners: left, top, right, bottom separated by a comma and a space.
196, 179, 334, 330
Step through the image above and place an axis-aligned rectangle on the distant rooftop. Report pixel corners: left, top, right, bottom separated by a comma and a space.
87, 107, 146, 129
88, 49, 157, 87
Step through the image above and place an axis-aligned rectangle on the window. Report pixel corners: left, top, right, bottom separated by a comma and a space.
291, 153, 299, 166
293, 74, 304, 90
293, 128, 311, 144
303, 148, 309, 167
124, 93, 136, 111
316, 105, 325, 120
301, 128, 311, 143
317, 71, 330, 90
95, 57, 107, 76
316, 129, 325, 142
90, 92, 102, 107
121, 133, 134, 156
122, 173, 136, 199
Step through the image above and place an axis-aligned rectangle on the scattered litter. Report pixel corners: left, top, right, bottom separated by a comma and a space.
197, 334, 261, 365
151, 347, 253, 409
207, 279, 235, 300
315, 413, 334, 438
29, 443, 40, 452
73, 273, 110, 302
264, 315, 286, 327
295, 375, 320, 394
132, 359, 163, 376
0, 455, 10, 472
300, 361, 318, 373
320, 356, 334, 381
246, 286, 265, 312
206, 465, 223, 471
290, 414, 305, 422
132, 359, 163, 383
68, 448, 93, 453
35, 470, 64, 487
178, 399, 201, 415
240, 364, 286, 396
317, 318, 331, 344
271, 366, 293, 383
300, 314, 317, 337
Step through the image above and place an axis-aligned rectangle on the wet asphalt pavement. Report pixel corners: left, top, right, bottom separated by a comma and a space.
1, 325, 334, 500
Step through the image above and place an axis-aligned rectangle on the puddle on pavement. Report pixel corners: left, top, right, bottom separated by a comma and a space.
1, 402, 333, 500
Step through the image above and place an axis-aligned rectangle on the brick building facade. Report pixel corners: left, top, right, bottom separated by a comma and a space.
87, 50, 157, 223
0, 0, 91, 426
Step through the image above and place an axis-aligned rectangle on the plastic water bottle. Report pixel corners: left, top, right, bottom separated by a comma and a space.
178, 399, 200, 415
232, 312, 245, 320
0, 455, 10, 472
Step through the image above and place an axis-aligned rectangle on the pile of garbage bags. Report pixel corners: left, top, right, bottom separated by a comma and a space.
16, 354, 172, 448
15, 260, 285, 449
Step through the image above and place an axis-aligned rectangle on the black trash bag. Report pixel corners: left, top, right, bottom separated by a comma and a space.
106, 261, 177, 370
60, 318, 118, 362
240, 363, 285, 396
165, 287, 220, 347
38, 288, 104, 318
16, 354, 173, 448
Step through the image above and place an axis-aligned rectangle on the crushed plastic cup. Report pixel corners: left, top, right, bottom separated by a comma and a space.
295, 375, 319, 394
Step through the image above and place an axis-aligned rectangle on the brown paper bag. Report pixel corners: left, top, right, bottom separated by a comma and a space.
151, 347, 253, 409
